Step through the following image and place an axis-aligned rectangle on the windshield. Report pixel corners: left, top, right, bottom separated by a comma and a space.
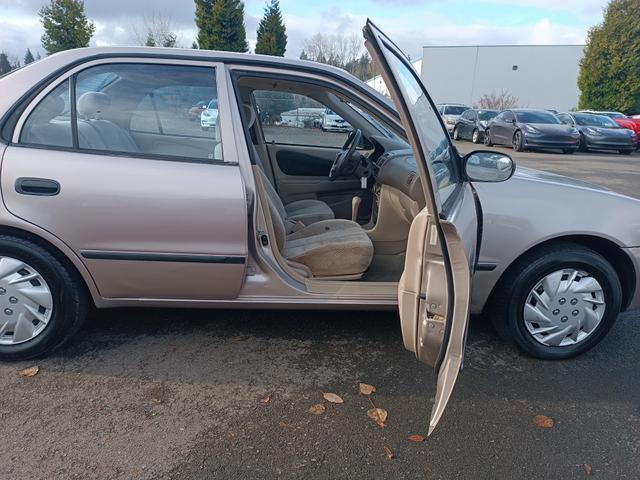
444, 105, 467, 115
515, 111, 560, 124
573, 113, 618, 127
346, 102, 402, 141
478, 110, 498, 121
601, 112, 625, 119
383, 53, 457, 197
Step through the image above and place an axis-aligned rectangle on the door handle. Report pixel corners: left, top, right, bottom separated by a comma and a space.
15, 177, 60, 196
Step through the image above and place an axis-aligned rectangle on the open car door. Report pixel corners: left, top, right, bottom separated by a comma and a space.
364, 20, 480, 435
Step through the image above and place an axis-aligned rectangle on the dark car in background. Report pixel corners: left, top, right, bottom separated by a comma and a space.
557, 112, 637, 155
453, 109, 499, 144
485, 108, 580, 153
580, 110, 640, 147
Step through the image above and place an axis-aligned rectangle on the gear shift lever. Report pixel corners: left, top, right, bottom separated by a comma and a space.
351, 195, 362, 222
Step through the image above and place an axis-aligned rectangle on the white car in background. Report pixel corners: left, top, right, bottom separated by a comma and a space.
322, 108, 353, 132
200, 98, 218, 129
437, 103, 470, 135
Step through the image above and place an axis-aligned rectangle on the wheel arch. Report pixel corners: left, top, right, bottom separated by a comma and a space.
485, 234, 636, 313
0, 225, 98, 308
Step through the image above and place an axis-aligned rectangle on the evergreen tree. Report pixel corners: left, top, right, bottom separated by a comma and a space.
255, 0, 287, 56
24, 48, 35, 65
0, 53, 11, 75
145, 33, 156, 47
191, 41, 199, 49
39, 0, 95, 54
578, 0, 640, 112
195, 0, 248, 52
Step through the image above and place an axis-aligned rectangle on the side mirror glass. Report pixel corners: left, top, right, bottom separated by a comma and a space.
464, 150, 515, 183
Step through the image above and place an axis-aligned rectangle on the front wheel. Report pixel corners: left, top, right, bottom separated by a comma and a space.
0, 236, 88, 361
472, 128, 481, 144
619, 149, 633, 155
512, 131, 524, 152
484, 129, 493, 146
563, 148, 576, 154
490, 244, 622, 360
452, 127, 460, 141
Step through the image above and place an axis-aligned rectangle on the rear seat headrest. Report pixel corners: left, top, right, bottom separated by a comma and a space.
78, 92, 110, 119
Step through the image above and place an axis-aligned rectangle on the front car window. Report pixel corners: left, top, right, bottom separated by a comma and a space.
382, 52, 457, 198
444, 105, 467, 115
515, 110, 561, 124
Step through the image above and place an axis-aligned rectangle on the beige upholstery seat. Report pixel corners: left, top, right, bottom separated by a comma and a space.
242, 103, 334, 227
257, 168, 373, 277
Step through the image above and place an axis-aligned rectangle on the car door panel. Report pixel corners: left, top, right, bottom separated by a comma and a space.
130, 131, 216, 159
1, 147, 248, 300
364, 20, 479, 434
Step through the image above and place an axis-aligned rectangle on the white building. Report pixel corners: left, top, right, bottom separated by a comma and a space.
366, 59, 422, 97
420, 45, 585, 111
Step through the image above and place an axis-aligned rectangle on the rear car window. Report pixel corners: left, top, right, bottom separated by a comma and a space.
20, 80, 72, 147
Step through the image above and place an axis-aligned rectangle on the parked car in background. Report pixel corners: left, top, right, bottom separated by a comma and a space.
187, 101, 207, 121
452, 109, 499, 144
580, 110, 640, 147
557, 112, 637, 155
322, 108, 353, 132
485, 109, 580, 153
200, 98, 218, 129
437, 103, 470, 135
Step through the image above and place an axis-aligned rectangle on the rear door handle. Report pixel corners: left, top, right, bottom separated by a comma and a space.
15, 177, 60, 196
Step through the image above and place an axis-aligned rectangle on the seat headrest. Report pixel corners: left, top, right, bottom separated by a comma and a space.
243, 103, 256, 128
78, 92, 110, 119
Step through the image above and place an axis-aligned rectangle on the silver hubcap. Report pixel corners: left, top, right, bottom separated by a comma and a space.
0, 257, 53, 345
524, 269, 605, 347
473, 130, 479, 142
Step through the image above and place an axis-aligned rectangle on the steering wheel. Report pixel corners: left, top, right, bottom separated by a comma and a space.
329, 129, 362, 181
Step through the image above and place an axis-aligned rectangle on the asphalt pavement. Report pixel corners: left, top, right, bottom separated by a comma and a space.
1, 145, 639, 480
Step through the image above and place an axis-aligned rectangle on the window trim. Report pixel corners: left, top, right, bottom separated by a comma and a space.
13, 58, 233, 166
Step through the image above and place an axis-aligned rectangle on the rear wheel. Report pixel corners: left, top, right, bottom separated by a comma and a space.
490, 244, 622, 360
512, 131, 524, 152
619, 149, 634, 155
0, 236, 88, 361
472, 128, 481, 144
452, 127, 460, 141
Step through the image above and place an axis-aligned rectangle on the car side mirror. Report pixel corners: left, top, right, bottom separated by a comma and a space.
511, 119, 517, 125
464, 151, 515, 183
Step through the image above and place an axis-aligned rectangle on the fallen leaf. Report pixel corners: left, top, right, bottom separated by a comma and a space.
408, 434, 425, 442
259, 394, 272, 406
532, 415, 554, 428
383, 446, 394, 460
17, 366, 39, 377
583, 464, 592, 476
367, 407, 388, 427
322, 392, 344, 404
359, 383, 376, 395
309, 403, 326, 415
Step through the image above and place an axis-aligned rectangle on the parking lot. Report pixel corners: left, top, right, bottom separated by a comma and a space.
1, 147, 639, 480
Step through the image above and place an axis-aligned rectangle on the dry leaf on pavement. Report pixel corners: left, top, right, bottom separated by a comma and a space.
309, 403, 326, 415
367, 407, 388, 427
383, 446, 394, 460
259, 394, 272, 406
358, 383, 376, 395
532, 415, 554, 428
407, 434, 425, 442
322, 392, 344, 404
583, 464, 592, 476
17, 366, 39, 377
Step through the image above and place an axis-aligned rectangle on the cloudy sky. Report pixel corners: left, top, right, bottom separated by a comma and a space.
0, 0, 608, 62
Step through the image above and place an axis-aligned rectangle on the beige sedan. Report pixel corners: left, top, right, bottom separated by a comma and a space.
0, 22, 639, 433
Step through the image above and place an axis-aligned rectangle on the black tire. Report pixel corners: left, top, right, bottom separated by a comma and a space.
489, 243, 622, 360
619, 149, 633, 155
512, 131, 524, 152
484, 129, 493, 146
452, 127, 460, 141
578, 134, 588, 152
563, 148, 576, 154
472, 128, 481, 144
0, 236, 88, 361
